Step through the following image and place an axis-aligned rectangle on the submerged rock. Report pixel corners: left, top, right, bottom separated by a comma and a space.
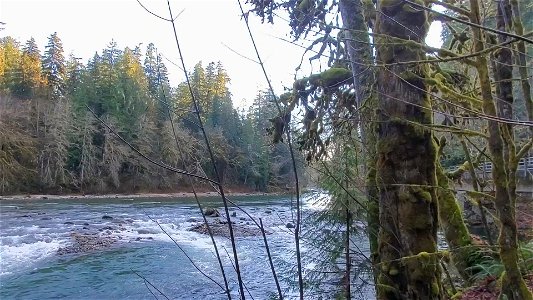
189, 219, 268, 238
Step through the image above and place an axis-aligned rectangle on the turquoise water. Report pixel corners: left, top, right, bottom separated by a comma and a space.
0, 195, 373, 299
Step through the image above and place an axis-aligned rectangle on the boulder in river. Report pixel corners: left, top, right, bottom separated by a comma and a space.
137, 229, 157, 234
102, 215, 113, 220
203, 207, 220, 217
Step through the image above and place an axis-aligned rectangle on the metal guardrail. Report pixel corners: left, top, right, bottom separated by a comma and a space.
476, 156, 533, 177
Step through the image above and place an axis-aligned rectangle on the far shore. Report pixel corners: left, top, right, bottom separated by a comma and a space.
0, 191, 283, 201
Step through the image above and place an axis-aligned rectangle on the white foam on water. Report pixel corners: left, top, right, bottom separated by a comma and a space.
1, 205, 19, 209
0, 239, 67, 276
176, 229, 223, 250
0, 233, 58, 246
115, 218, 221, 251
302, 192, 331, 211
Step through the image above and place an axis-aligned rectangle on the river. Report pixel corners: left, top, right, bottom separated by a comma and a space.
0, 193, 374, 299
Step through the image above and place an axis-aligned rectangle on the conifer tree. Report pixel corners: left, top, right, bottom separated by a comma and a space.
0, 37, 22, 94
42, 32, 66, 101
19, 37, 42, 99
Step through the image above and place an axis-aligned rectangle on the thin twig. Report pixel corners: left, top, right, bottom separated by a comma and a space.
165, 1, 246, 298
85, 105, 217, 184
221, 42, 259, 64
235, 1, 304, 298
145, 214, 226, 292
156, 55, 232, 299
403, 0, 533, 44
221, 247, 256, 300
259, 218, 283, 299
131, 269, 171, 300
135, 0, 171, 21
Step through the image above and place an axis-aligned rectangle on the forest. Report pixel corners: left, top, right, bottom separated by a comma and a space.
1, 0, 533, 299
0, 35, 303, 194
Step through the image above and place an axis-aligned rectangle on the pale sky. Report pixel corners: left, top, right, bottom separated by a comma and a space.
1, 0, 443, 109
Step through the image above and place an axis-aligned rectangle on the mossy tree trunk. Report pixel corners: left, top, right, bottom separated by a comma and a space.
374, 0, 442, 298
509, 0, 533, 128
469, 0, 532, 298
436, 161, 478, 281
338, 0, 380, 285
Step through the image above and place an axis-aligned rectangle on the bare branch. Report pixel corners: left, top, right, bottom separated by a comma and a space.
135, 0, 171, 21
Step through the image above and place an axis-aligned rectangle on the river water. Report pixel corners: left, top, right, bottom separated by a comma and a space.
0, 194, 374, 299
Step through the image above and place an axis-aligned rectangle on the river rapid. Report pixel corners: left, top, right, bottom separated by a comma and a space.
0, 194, 373, 299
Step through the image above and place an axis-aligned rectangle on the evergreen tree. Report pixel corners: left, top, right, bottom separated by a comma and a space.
0, 37, 22, 94
144, 43, 159, 98
102, 39, 121, 66
65, 54, 84, 98
19, 37, 42, 99
117, 46, 149, 134
42, 32, 66, 101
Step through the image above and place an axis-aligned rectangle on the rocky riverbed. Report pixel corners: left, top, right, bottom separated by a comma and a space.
53, 209, 273, 256
57, 232, 117, 255
188, 219, 265, 238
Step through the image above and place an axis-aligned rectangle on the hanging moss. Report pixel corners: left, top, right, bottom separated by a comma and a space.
310, 67, 353, 88
413, 186, 432, 203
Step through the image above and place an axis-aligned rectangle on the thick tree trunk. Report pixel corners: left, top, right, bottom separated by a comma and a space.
374, 0, 442, 298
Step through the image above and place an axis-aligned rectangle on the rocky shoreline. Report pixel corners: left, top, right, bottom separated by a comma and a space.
0, 191, 278, 201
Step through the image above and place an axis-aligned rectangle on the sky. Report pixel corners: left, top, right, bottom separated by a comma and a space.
1, 0, 443, 109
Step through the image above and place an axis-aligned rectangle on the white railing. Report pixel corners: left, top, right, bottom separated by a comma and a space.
476, 156, 533, 177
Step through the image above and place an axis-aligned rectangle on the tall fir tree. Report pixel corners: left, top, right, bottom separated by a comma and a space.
19, 37, 42, 99
42, 32, 66, 101
0, 37, 22, 94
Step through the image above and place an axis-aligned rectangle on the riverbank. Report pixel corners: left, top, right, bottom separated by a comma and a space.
0, 190, 282, 201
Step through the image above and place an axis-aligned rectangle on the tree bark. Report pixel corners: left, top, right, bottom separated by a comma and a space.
436, 162, 478, 281
338, 0, 380, 285
374, 0, 442, 298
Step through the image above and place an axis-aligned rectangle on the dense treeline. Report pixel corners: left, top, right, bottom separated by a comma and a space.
0, 33, 301, 194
